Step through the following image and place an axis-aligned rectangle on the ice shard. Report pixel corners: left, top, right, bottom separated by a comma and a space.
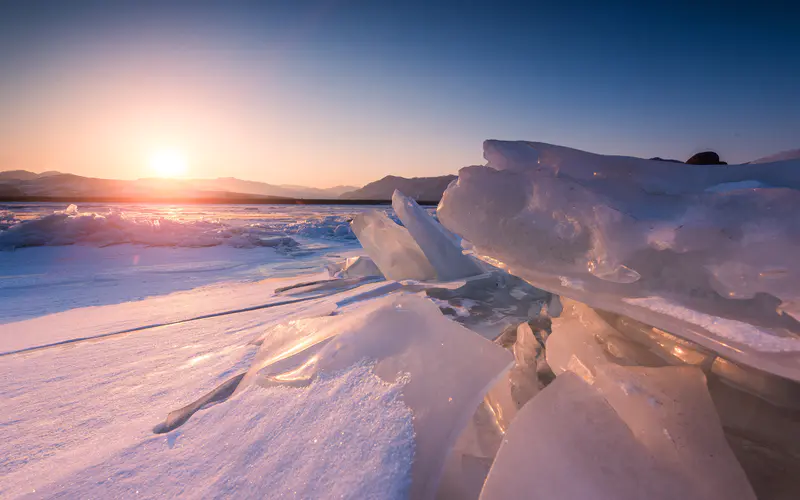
479, 373, 686, 500
392, 190, 483, 280
594, 365, 756, 500
351, 209, 436, 281
480, 367, 756, 500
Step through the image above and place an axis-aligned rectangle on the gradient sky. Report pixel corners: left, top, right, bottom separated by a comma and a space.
1, 0, 798, 187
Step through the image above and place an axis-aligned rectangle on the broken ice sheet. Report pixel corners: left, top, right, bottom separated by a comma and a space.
544, 298, 667, 382
326, 255, 384, 279
593, 364, 756, 500
240, 294, 513, 499
479, 372, 687, 500
392, 189, 483, 281
481, 368, 756, 500
438, 140, 800, 381
424, 271, 549, 338
351, 209, 436, 281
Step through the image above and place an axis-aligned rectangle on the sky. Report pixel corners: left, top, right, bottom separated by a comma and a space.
0, 0, 798, 188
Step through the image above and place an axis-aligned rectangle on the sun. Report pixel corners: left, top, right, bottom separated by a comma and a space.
149, 149, 188, 178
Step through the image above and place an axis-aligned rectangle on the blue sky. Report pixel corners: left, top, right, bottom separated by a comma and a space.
0, 0, 797, 186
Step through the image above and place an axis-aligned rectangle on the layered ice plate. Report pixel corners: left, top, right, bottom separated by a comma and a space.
438, 140, 800, 380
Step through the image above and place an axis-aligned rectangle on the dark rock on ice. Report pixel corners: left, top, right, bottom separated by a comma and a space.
687, 151, 727, 165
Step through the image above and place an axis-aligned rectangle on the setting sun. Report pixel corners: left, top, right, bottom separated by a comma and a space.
149, 150, 188, 178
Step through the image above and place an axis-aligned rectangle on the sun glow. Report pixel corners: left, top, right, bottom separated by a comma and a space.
149, 150, 188, 178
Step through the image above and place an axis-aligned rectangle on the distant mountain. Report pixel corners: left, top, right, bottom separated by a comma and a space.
0, 172, 271, 201
751, 149, 800, 164
0, 170, 62, 181
0, 170, 357, 201
341, 175, 457, 202
183, 178, 357, 199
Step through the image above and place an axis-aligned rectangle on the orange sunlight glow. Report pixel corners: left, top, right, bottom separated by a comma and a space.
149, 149, 188, 178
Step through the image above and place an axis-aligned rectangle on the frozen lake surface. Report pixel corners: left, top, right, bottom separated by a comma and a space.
0, 203, 398, 322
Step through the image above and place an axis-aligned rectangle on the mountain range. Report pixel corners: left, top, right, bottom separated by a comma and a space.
0, 170, 456, 202
5, 147, 799, 203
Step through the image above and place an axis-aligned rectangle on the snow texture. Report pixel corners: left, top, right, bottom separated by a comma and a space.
28, 364, 415, 500
438, 140, 800, 380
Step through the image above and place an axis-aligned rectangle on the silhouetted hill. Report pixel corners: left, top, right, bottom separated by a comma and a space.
341, 175, 457, 202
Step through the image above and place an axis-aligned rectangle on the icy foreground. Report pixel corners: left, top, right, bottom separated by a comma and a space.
4, 152, 800, 499
0, 269, 517, 499
438, 140, 800, 380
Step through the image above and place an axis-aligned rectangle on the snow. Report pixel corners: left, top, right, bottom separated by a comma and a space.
0, 203, 385, 322
0, 244, 514, 499
26, 363, 416, 500
625, 296, 800, 353
351, 208, 436, 281
392, 190, 483, 280
438, 140, 800, 381
239, 294, 513, 499
1, 281, 346, 498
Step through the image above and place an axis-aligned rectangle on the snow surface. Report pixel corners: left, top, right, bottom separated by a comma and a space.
1, 275, 354, 498
0, 243, 513, 499
0, 203, 390, 321
24, 363, 416, 500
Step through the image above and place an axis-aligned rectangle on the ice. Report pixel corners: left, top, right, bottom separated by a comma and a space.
523, 292, 795, 498
705, 373, 800, 499
326, 255, 384, 278
0, 206, 297, 249
438, 140, 800, 381
392, 190, 483, 280
423, 271, 550, 338
593, 364, 756, 500
480, 367, 755, 500
545, 299, 624, 382
479, 372, 684, 500
5, 263, 521, 497
237, 294, 513, 499
0, 203, 366, 251
351, 209, 437, 281
710, 357, 800, 410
